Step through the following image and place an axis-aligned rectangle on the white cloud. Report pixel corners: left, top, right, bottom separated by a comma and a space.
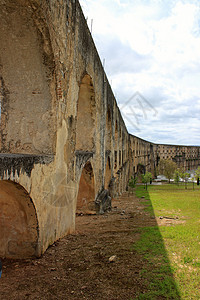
79, 0, 200, 145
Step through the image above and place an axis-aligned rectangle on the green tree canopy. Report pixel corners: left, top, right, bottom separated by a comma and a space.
141, 172, 152, 190
158, 159, 177, 183
128, 176, 137, 189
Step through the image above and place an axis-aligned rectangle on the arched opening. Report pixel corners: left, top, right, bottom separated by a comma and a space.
137, 163, 146, 181
105, 156, 112, 190
76, 74, 96, 152
0, 181, 39, 259
122, 131, 125, 164
106, 108, 112, 151
119, 150, 122, 167
76, 162, 95, 214
0, 1, 55, 154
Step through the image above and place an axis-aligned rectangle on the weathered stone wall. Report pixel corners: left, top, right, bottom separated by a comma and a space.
0, 0, 199, 259
0, 0, 130, 258
129, 135, 200, 178
0, 0, 56, 154
155, 144, 200, 171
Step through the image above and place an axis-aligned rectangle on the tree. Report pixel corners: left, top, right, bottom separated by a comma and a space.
158, 159, 177, 183
141, 172, 152, 190
183, 172, 190, 190
128, 176, 137, 194
174, 170, 180, 185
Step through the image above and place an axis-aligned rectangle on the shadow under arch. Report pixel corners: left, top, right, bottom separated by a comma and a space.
75, 74, 96, 152
105, 156, 111, 190
137, 163, 146, 179
0, 180, 39, 259
76, 161, 96, 214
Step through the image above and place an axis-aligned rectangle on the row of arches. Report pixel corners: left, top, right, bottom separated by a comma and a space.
75, 74, 128, 162
75, 73, 126, 200
0, 70, 114, 258
0, 73, 127, 259
0, 0, 128, 258
0, 157, 112, 258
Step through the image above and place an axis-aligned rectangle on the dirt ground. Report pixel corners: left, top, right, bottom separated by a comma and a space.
1, 193, 159, 300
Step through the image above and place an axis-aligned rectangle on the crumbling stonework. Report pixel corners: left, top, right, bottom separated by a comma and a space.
0, 0, 199, 258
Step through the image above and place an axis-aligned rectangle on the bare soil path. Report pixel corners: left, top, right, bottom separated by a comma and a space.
1, 193, 160, 300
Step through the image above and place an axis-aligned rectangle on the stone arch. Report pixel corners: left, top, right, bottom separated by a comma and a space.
105, 156, 112, 190
115, 120, 118, 143
106, 107, 112, 151
119, 150, 122, 167
122, 131, 125, 164
76, 162, 96, 214
0, 1, 55, 154
137, 163, 146, 180
76, 74, 96, 152
0, 180, 39, 259
119, 128, 123, 167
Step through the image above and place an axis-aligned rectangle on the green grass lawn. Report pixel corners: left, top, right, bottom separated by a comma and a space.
134, 184, 200, 299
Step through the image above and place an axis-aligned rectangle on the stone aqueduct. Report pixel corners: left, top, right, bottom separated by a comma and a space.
0, 0, 199, 259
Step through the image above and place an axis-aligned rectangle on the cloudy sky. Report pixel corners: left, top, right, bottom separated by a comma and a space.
79, 0, 200, 146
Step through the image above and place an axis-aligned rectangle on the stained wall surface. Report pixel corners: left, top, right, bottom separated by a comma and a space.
0, 0, 56, 154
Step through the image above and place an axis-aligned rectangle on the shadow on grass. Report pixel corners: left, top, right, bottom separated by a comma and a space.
133, 185, 181, 299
